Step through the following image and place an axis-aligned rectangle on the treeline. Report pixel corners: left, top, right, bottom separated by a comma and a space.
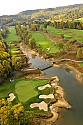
48, 20, 83, 30
26, 19, 83, 31
0, 28, 22, 84
0, 98, 38, 125
15, 24, 36, 49
0, 27, 11, 83
15, 23, 48, 55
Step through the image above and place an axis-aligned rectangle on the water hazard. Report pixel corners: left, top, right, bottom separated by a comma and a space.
28, 54, 83, 125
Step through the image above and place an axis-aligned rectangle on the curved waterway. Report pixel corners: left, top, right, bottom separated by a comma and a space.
28, 54, 83, 125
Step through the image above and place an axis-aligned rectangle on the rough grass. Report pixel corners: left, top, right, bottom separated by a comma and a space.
0, 79, 21, 104
47, 26, 83, 42
31, 31, 59, 54
5, 26, 20, 43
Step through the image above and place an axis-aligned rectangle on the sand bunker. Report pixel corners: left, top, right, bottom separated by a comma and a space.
39, 94, 54, 99
30, 101, 48, 111
7, 93, 15, 101
38, 84, 51, 90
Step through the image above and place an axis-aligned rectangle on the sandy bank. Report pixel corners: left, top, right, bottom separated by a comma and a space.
30, 76, 71, 123
53, 61, 83, 83
65, 64, 83, 83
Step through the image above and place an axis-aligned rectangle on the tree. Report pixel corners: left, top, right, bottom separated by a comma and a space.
30, 24, 37, 31
76, 48, 83, 59
66, 41, 70, 51
0, 99, 27, 125
58, 42, 64, 51
29, 38, 36, 49
44, 22, 48, 29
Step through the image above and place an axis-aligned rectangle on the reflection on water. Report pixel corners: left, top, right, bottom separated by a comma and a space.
28, 54, 83, 125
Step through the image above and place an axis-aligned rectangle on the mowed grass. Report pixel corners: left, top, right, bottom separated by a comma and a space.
47, 26, 83, 42
15, 79, 48, 102
5, 26, 21, 58
5, 26, 20, 44
0, 78, 48, 103
31, 31, 59, 54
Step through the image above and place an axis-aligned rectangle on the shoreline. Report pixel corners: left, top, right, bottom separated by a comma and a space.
20, 43, 83, 78
46, 77, 71, 123
30, 76, 71, 123
53, 62, 83, 83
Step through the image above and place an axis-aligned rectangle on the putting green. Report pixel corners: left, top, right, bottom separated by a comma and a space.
15, 80, 48, 102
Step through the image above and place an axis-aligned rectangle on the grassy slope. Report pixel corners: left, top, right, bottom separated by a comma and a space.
47, 26, 83, 42
5, 26, 20, 44
31, 31, 59, 54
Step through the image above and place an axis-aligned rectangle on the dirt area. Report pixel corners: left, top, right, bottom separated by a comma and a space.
20, 44, 39, 56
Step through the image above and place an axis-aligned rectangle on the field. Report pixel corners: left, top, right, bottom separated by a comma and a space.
15, 79, 48, 102
31, 31, 59, 54
5, 26, 20, 44
5, 26, 21, 58
47, 26, 83, 42
0, 78, 53, 109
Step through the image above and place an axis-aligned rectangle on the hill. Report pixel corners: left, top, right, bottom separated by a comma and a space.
0, 4, 83, 27
19, 4, 83, 20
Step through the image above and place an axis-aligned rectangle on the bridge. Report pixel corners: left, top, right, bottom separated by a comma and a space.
37, 63, 53, 71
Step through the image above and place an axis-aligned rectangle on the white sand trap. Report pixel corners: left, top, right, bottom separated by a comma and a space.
38, 84, 51, 90
39, 94, 54, 99
7, 93, 15, 101
30, 101, 48, 111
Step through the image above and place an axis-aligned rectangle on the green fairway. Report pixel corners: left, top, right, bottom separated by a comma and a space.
0, 79, 48, 103
5, 26, 21, 58
47, 26, 83, 42
31, 31, 59, 54
5, 26, 20, 43
15, 79, 48, 102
